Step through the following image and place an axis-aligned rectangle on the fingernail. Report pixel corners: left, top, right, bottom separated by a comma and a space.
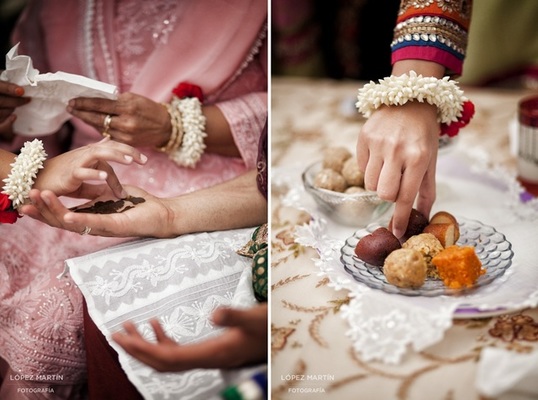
393, 228, 404, 239
98, 171, 107, 180
42, 195, 50, 206
140, 154, 148, 163
124, 155, 133, 163
120, 189, 128, 198
15, 87, 24, 96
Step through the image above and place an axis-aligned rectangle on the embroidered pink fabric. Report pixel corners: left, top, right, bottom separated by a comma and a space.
0, 0, 267, 397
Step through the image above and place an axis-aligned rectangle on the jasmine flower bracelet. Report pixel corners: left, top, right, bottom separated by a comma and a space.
356, 71, 475, 137
2, 139, 47, 209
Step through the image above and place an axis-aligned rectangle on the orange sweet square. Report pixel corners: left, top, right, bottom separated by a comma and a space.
432, 245, 485, 289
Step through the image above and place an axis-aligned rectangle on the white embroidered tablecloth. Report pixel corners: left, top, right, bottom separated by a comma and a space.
66, 228, 261, 400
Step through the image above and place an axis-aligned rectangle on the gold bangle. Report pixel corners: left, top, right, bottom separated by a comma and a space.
102, 114, 112, 138
157, 103, 184, 154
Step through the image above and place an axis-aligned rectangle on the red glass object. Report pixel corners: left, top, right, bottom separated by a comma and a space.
517, 95, 538, 196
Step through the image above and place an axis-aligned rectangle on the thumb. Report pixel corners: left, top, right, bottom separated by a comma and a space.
212, 305, 267, 328
211, 308, 248, 328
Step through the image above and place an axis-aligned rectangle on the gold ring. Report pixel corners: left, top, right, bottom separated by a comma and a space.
102, 114, 112, 138
80, 226, 92, 236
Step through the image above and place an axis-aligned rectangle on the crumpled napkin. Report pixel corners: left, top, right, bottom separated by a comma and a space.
475, 347, 538, 399
1, 43, 117, 136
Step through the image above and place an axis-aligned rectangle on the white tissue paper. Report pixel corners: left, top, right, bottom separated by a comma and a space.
1, 43, 117, 136
475, 347, 538, 399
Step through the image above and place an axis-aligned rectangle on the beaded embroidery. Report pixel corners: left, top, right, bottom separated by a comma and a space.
392, 0, 472, 74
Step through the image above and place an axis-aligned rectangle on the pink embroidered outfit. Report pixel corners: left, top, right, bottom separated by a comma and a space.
0, 0, 267, 398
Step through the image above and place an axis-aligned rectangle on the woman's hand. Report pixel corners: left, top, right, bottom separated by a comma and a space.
67, 92, 172, 148
0, 81, 30, 139
357, 60, 445, 239
357, 101, 440, 239
23, 169, 266, 238
111, 304, 268, 372
20, 185, 176, 238
34, 138, 148, 199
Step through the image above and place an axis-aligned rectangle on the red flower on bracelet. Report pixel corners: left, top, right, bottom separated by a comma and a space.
0, 193, 19, 224
172, 82, 204, 102
441, 100, 475, 137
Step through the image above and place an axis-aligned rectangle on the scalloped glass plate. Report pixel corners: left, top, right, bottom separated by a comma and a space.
340, 218, 514, 297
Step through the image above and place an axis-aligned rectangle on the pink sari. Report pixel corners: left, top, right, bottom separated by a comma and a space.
0, 0, 267, 398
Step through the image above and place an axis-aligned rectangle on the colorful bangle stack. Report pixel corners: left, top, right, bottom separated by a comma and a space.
1, 139, 47, 223
356, 71, 475, 137
159, 82, 207, 168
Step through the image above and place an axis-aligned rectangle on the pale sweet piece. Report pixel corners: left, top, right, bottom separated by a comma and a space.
345, 186, 366, 194
322, 146, 352, 172
402, 233, 444, 278
383, 248, 427, 288
313, 168, 347, 192
341, 157, 365, 187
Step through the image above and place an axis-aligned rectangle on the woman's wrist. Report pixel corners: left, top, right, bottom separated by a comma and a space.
163, 195, 196, 237
157, 109, 174, 149
0, 149, 16, 182
157, 82, 208, 167
392, 60, 445, 79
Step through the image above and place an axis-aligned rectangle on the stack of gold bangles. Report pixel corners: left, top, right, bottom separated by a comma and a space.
158, 102, 184, 154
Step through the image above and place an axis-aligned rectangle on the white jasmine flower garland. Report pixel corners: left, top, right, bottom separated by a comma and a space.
2, 139, 47, 209
169, 96, 207, 168
356, 71, 467, 125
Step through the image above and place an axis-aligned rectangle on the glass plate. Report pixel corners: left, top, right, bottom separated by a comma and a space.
340, 218, 514, 297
